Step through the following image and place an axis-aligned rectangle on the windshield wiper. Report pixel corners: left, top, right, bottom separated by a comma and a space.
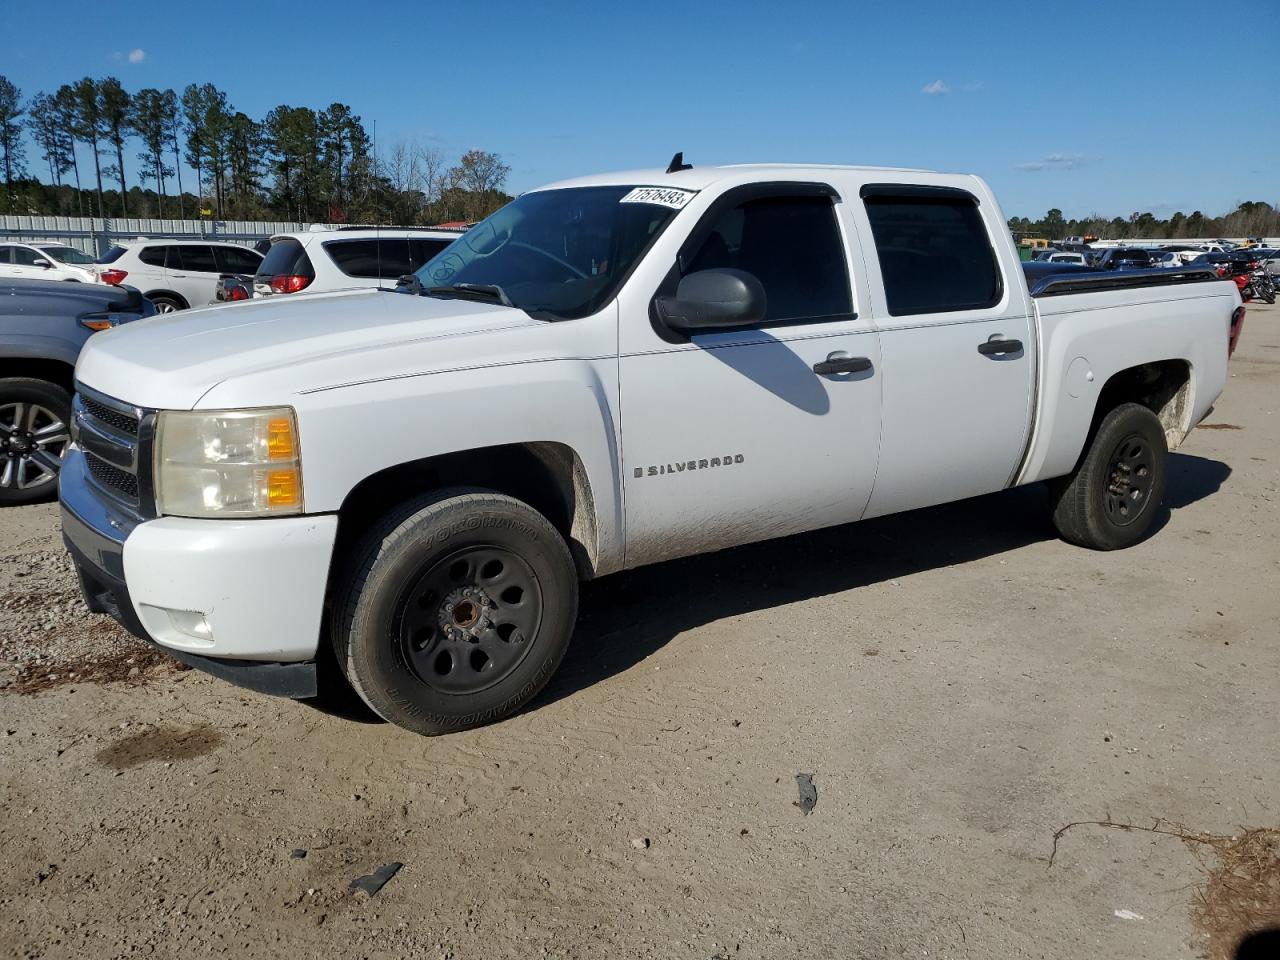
425, 283, 515, 308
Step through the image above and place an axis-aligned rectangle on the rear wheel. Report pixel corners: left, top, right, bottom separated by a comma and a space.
149, 294, 183, 313
331, 489, 578, 735
1049, 402, 1168, 550
0, 379, 72, 506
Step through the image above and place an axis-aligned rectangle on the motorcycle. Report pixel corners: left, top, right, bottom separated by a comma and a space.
1243, 267, 1277, 305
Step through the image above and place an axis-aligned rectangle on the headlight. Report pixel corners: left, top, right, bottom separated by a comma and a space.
154, 407, 303, 518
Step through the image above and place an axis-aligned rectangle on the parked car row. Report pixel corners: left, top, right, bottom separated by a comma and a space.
0, 242, 102, 283
12, 227, 468, 312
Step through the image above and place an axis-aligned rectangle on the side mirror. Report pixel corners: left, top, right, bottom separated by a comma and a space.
35, 259, 53, 269
654, 268, 766, 332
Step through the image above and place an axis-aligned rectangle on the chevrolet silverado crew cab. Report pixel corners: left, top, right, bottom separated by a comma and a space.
61, 160, 1243, 736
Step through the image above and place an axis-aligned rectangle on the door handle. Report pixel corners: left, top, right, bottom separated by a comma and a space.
813, 353, 873, 375
978, 337, 1023, 356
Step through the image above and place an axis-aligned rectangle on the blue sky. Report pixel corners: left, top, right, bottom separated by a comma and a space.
3, 0, 1274, 220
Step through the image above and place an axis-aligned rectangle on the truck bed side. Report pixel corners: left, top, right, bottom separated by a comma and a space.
1015, 279, 1237, 485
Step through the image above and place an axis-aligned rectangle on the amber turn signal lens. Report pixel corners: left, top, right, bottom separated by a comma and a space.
266, 417, 296, 460
266, 468, 301, 507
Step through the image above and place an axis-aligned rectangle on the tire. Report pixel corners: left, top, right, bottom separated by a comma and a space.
0, 378, 72, 506
331, 488, 578, 735
149, 294, 184, 313
1049, 402, 1168, 550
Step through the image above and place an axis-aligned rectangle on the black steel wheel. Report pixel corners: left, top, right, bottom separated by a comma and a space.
1102, 433, 1156, 527
332, 489, 578, 736
0, 379, 72, 506
1050, 402, 1168, 550
395, 544, 545, 695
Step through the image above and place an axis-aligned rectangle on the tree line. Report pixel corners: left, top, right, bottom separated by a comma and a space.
1008, 202, 1280, 242
0, 74, 511, 225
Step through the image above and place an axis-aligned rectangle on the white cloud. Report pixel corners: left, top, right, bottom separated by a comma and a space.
1014, 152, 1088, 172
921, 80, 950, 96
127, 48, 145, 64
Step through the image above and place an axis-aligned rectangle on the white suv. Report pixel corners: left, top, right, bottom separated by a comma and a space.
0, 242, 102, 283
252, 228, 461, 300
95, 239, 264, 312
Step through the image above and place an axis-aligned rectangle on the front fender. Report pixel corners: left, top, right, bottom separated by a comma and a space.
1, 334, 83, 368
226, 359, 626, 575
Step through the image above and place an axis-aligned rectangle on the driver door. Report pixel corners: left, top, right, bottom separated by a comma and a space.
617, 183, 883, 568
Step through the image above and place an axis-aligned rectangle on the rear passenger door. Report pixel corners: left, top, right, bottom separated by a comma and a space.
169, 245, 221, 305
852, 184, 1035, 518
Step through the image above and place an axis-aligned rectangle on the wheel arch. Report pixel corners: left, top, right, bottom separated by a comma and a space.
144, 289, 189, 309
332, 441, 601, 582
1090, 358, 1193, 451
0, 357, 75, 396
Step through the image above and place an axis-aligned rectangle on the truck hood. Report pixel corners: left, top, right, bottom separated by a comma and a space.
74, 288, 542, 409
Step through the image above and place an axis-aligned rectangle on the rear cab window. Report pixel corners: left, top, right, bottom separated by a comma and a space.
861, 185, 1002, 315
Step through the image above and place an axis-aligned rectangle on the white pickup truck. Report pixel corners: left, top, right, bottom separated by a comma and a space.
61, 160, 1245, 735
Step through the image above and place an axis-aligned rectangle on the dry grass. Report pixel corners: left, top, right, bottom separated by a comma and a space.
1192, 828, 1280, 960
1050, 818, 1280, 959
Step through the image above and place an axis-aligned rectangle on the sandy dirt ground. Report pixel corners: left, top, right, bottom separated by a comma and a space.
1, 304, 1277, 960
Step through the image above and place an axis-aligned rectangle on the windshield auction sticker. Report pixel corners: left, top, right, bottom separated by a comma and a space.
619, 187, 697, 209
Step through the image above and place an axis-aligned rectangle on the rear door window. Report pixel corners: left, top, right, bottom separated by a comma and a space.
862, 190, 1002, 315
216, 245, 264, 274
175, 245, 220, 273
323, 238, 414, 279
682, 196, 853, 325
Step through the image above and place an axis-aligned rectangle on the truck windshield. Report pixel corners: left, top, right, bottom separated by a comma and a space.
415, 186, 686, 319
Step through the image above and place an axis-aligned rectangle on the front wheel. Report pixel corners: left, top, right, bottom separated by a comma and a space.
331, 489, 578, 735
1049, 402, 1168, 550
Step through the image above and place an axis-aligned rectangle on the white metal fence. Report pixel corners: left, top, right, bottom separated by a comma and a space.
0, 216, 344, 256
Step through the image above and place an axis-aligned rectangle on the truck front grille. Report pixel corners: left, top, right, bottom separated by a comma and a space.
73, 387, 155, 517
84, 451, 140, 500
79, 394, 140, 437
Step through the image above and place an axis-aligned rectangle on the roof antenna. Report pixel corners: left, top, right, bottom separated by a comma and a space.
666, 151, 693, 174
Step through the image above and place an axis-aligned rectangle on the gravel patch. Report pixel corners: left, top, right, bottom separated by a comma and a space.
0, 529, 182, 693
